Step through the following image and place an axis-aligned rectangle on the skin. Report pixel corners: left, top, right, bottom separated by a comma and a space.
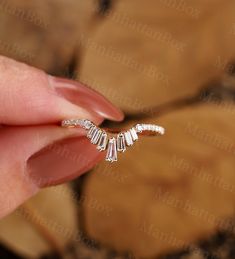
0, 56, 124, 219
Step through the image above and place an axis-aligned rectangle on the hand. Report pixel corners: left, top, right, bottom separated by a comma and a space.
0, 56, 123, 219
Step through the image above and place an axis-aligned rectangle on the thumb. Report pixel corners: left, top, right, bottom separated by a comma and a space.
0, 125, 104, 219
0, 55, 123, 125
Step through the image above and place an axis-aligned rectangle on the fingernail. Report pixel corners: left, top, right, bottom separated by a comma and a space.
49, 76, 124, 121
27, 137, 104, 187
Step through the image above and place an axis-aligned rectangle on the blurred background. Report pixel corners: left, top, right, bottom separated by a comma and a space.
0, 0, 235, 258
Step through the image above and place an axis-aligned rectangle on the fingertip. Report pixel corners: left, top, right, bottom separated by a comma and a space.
27, 136, 104, 187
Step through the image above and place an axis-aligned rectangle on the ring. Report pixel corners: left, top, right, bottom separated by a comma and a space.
61, 119, 165, 163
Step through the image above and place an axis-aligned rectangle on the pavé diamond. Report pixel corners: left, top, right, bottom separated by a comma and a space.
83, 120, 92, 129
135, 124, 143, 133
159, 127, 165, 135
61, 120, 69, 127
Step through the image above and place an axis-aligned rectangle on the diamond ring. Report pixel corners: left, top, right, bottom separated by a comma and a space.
61, 119, 165, 163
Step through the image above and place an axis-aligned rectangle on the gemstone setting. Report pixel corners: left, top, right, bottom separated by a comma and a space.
130, 128, 138, 141
117, 133, 126, 152
135, 124, 143, 133
124, 131, 134, 146
87, 126, 96, 139
61, 119, 165, 163
105, 137, 118, 162
97, 132, 108, 151
91, 128, 102, 144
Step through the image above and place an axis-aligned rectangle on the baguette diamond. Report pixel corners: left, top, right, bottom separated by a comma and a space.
97, 132, 108, 151
106, 137, 117, 162
124, 131, 133, 146
117, 133, 126, 152
91, 129, 102, 144
87, 126, 96, 139
130, 128, 138, 141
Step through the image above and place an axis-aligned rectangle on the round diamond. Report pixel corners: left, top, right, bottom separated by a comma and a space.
84, 120, 92, 129
135, 124, 143, 133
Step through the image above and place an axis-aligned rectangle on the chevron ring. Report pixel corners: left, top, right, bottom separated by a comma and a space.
61, 119, 165, 163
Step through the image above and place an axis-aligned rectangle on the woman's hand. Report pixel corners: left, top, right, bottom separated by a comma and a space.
0, 56, 123, 219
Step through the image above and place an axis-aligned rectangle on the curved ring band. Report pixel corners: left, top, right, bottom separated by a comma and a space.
61, 119, 165, 163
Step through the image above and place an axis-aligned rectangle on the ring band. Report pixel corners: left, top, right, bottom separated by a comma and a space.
61, 119, 165, 163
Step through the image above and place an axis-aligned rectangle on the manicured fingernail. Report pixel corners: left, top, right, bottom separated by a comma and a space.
27, 137, 104, 187
49, 76, 124, 121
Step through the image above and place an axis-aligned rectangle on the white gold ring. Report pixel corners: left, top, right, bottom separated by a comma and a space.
61, 119, 165, 163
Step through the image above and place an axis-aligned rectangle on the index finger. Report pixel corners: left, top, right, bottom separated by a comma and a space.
0, 56, 124, 125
